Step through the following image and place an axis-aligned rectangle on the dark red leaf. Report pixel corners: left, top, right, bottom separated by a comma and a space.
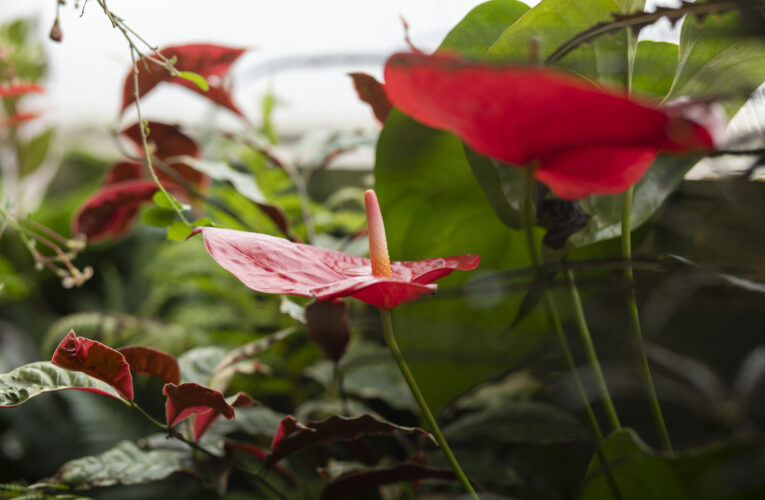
103, 161, 143, 185
51, 331, 133, 400
0, 83, 44, 98
305, 299, 350, 362
383, 51, 719, 199
225, 440, 293, 478
72, 180, 158, 242
163, 383, 234, 428
193, 392, 255, 441
320, 463, 461, 500
121, 44, 246, 116
348, 72, 392, 124
121, 122, 208, 190
118, 346, 180, 385
266, 414, 431, 468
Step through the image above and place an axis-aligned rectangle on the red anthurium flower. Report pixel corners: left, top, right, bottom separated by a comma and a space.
383, 52, 721, 200
196, 190, 479, 309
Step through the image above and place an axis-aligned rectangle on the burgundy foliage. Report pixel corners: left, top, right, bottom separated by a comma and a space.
163, 382, 234, 428
121, 43, 246, 117
305, 299, 351, 362
192, 392, 255, 441
349, 72, 392, 124
320, 463, 461, 500
51, 331, 134, 401
118, 346, 181, 386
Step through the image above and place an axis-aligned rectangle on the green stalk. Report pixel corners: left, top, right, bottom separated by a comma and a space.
379, 308, 478, 500
622, 186, 672, 451
521, 169, 603, 442
565, 268, 621, 431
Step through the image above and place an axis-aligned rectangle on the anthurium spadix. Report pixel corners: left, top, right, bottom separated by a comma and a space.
195, 190, 479, 309
383, 52, 722, 200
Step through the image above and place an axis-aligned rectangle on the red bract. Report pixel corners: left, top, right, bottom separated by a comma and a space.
121, 43, 246, 117
51, 331, 134, 401
196, 191, 479, 309
383, 52, 719, 199
73, 180, 159, 242
163, 383, 235, 428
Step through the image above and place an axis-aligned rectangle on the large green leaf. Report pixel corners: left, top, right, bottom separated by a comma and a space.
0, 361, 124, 407
485, 0, 632, 85
671, 10, 765, 116
632, 40, 678, 99
375, 0, 548, 412
51, 440, 186, 489
579, 429, 692, 500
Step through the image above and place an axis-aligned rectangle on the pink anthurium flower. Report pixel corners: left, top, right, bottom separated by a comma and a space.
383, 52, 722, 200
196, 190, 479, 309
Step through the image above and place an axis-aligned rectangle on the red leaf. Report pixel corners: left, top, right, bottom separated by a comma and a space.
51, 331, 134, 401
121, 122, 208, 190
72, 180, 159, 242
305, 299, 350, 362
121, 44, 245, 116
383, 51, 718, 199
118, 346, 180, 385
193, 392, 255, 441
320, 463, 461, 500
103, 161, 143, 185
163, 383, 234, 428
348, 72, 392, 124
0, 83, 44, 98
197, 227, 479, 309
266, 414, 431, 468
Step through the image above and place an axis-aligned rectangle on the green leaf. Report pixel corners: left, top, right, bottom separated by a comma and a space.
178, 346, 226, 386
671, 10, 765, 116
485, 0, 630, 85
0, 361, 123, 407
166, 221, 192, 241
440, 0, 530, 60
464, 147, 524, 229
177, 71, 209, 91
631, 40, 678, 99
51, 440, 186, 489
261, 86, 278, 145
181, 158, 266, 203
141, 206, 176, 227
152, 191, 182, 210
18, 128, 53, 176
579, 429, 692, 500
443, 400, 587, 445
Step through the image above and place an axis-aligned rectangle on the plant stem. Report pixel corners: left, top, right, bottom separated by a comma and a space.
565, 268, 621, 431
521, 169, 603, 442
378, 308, 478, 500
621, 186, 672, 451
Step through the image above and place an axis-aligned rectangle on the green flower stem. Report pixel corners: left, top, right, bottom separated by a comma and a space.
565, 268, 621, 431
521, 169, 604, 442
621, 186, 672, 451
378, 308, 478, 500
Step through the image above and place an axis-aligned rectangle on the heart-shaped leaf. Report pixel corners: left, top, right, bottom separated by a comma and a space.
51, 331, 133, 401
305, 299, 351, 362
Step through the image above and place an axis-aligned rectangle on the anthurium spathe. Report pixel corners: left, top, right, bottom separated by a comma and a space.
383, 52, 721, 200
196, 190, 479, 309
